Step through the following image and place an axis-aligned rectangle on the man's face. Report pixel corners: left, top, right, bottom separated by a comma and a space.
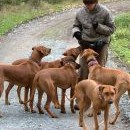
85, 3, 96, 11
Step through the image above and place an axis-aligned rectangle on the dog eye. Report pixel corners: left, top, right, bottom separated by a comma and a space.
111, 93, 114, 96
104, 92, 109, 96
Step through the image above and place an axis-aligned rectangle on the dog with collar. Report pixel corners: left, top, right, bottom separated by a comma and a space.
81, 48, 130, 124
67, 79, 116, 130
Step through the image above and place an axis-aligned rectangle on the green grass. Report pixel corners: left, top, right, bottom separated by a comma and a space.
0, 0, 82, 35
111, 12, 130, 65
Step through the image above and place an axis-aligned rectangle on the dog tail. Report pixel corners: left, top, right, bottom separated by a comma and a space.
64, 92, 76, 101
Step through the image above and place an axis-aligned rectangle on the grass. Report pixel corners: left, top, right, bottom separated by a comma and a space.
0, 0, 122, 36
110, 12, 130, 65
0, 0, 82, 35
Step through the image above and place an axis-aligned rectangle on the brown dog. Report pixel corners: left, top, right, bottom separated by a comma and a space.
81, 48, 130, 124
68, 79, 116, 130
40, 56, 74, 69
62, 46, 82, 60
5, 46, 51, 106
27, 58, 80, 118
40, 56, 80, 109
3, 46, 51, 112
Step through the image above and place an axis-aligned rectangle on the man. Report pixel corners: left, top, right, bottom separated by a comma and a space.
72, 0, 116, 109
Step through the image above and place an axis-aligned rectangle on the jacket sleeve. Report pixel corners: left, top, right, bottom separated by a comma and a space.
95, 11, 116, 36
72, 13, 82, 36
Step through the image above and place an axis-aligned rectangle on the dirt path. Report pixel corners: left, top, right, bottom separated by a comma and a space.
0, 0, 130, 130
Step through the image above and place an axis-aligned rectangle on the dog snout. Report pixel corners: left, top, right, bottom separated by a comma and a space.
76, 63, 80, 69
48, 48, 51, 53
108, 99, 113, 104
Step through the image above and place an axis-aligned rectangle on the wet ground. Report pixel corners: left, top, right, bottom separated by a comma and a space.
0, 0, 130, 130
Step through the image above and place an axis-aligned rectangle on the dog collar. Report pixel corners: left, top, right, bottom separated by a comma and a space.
87, 59, 98, 68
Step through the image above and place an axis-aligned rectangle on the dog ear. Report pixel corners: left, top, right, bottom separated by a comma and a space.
32, 46, 36, 50
93, 51, 99, 57
99, 85, 105, 92
113, 87, 117, 94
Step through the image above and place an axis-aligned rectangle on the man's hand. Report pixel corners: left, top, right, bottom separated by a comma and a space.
92, 22, 98, 29
73, 31, 82, 40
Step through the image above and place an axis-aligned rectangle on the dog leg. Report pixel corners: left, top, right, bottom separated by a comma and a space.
61, 89, 66, 113
37, 89, 44, 114
128, 90, 130, 99
79, 104, 84, 127
29, 86, 36, 113
55, 87, 61, 109
70, 87, 75, 113
0, 112, 2, 118
87, 104, 93, 117
45, 86, 58, 118
44, 94, 57, 118
93, 109, 99, 130
104, 106, 109, 130
109, 84, 126, 124
24, 87, 29, 111
87, 103, 101, 117
17, 86, 23, 104
5, 83, 14, 105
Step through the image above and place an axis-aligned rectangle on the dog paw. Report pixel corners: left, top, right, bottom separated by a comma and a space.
109, 120, 115, 125
55, 105, 61, 109
61, 110, 66, 114
71, 109, 76, 113
87, 113, 93, 117
24, 107, 29, 112
19, 100, 24, 104
79, 122, 83, 127
39, 110, 44, 114
5, 102, 11, 105
31, 110, 37, 113
51, 114, 58, 118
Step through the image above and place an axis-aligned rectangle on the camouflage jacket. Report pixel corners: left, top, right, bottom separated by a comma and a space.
72, 3, 116, 43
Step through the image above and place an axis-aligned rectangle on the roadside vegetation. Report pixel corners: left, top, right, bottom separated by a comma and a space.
111, 12, 130, 66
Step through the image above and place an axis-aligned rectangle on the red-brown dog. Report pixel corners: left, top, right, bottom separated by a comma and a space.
82, 48, 130, 124
69, 79, 116, 130
27, 59, 80, 118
